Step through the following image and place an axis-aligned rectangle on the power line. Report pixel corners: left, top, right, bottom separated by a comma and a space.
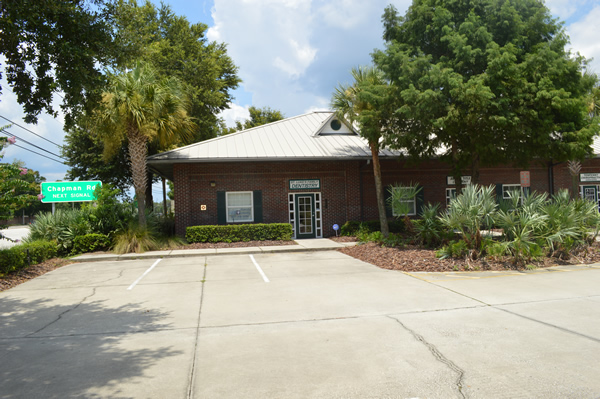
0, 114, 64, 148
1, 129, 66, 160
11, 143, 66, 165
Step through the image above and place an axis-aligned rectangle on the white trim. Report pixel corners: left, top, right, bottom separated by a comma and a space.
226, 191, 253, 223
288, 192, 323, 238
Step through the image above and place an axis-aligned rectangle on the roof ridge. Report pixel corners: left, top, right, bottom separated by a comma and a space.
148, 111, 333, 159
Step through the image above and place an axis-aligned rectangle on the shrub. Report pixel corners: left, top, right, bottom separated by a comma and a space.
340, 220, 404, 236
72, 234, 111, 255
113, 223, 160, 254
439, 185, 498, 250
27, 209, 92, 255
0, 240, 58, 275
413, 203, 450, 247
186, 223, 293, 243
82, 185, 136, 238
436, 240, 469, 260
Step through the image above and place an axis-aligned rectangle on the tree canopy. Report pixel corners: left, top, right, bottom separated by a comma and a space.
0, 0, 119, 127
219, 106, 285, 135
94, 62, 195, 227
332, 66, 393, 236
113, 0, 241, 142
0, 133, 37, 237
374, 0, 599, 183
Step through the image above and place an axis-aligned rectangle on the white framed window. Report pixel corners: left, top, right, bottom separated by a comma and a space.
226, 191, 253, 223
390, 187, 416, 216
502, 184, 522, 200
446, 188, 457, 206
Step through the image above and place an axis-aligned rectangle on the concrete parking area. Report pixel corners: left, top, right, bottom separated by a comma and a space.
1, 251, 600, 398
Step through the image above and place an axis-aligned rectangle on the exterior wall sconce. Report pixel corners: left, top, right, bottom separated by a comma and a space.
210, 181, 216, 187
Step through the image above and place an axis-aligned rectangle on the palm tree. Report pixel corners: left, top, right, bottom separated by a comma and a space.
332, 66, 392, 236
95, 62, 195, 227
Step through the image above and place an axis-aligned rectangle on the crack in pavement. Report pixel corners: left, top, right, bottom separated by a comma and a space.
388, 315, 467, 399
187, 257, 207, 399
25, 287, 98, 337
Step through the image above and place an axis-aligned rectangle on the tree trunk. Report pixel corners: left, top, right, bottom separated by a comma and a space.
471, 152, 480, 185
145, 170, 153, 211
127, 128, 149, 228
370, 141, 389, 237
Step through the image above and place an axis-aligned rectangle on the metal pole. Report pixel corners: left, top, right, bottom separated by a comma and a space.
52, 203, 55, 215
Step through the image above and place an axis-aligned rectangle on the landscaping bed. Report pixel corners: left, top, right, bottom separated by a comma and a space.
337, 239, 600, 272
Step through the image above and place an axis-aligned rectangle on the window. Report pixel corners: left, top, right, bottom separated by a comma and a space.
446, 188, 457, 206
226, 192, 253, 223
502, 184, 522, 200
390, 187, 416, 216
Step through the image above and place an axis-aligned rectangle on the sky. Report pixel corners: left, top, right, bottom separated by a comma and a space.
0, 0, 599, 199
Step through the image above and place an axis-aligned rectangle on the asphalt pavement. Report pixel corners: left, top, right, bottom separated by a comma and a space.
1, 248, 600, 398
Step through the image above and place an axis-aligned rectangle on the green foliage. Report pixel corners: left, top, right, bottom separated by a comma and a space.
220, 106, 285, 135
186, 224, 293, 243
27, 209, 92, 255
413, 203, 450, 247
0, 0, 118, 127
113, 0, 240, 142
113, 223, 160, 254
388, 183, 421, 218
340, 220, 405, 236
0, 240, 58, 276
81, 185, 136, 237
331, 65, 393, 236
439, 185, 498, 249
436, 240, 469, 260
94, 62, 196, 228
62, 127, 133, 195
0, 136, 38, 238
375, 0, 599, 182
72, 234, 111, 255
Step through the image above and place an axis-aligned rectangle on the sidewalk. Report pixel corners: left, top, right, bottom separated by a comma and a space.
70, 238, 357, 262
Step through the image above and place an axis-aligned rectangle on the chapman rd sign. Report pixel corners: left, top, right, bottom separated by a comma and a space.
40, 181, 102, 203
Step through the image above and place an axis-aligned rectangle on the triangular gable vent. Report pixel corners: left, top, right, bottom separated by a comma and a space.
315, 114, 357, 136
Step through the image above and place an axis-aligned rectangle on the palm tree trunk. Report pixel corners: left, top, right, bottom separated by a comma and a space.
128, 128, 149, 228
370, 141, 389, 237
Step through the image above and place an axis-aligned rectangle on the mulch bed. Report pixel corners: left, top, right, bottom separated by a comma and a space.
0, 258, 73, 292
338, 239, 600, 272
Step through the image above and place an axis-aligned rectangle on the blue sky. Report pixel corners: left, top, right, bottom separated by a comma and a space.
1, 0, 599, 198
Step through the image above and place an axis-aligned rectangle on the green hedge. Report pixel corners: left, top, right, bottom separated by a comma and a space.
186, 223, 293, 243
340, 220, 405, 236
72, 234, 111, 255
0, 240, 58, 275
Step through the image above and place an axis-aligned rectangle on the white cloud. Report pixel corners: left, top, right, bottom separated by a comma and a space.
208, 0, 411, 117
566, 5, 600, 74
219, 103, 250, 127
545, 0, 584, 19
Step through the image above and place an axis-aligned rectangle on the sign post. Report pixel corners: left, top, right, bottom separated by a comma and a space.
40, 181, 102, 203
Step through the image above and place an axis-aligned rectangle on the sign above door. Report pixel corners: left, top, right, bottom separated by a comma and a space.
289, 179, 320, 190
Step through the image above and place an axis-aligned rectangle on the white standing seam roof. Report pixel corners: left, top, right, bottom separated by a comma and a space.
147, 111, 600, 179
147, 111, 401, 164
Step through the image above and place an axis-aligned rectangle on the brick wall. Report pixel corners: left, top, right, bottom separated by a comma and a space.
172, 157, 600, 236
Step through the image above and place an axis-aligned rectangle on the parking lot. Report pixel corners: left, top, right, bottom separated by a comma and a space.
1, 250, 600, 398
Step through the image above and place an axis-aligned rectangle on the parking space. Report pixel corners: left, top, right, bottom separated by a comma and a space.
1, 251, 600, 398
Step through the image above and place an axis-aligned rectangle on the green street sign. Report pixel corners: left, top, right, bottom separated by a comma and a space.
40, 181, 102, 203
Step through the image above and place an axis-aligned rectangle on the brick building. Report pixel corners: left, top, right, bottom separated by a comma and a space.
147, 111, 600, 238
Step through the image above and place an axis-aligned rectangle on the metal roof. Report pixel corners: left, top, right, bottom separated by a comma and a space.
147, 110, 600, 180
147, 111, 401, 179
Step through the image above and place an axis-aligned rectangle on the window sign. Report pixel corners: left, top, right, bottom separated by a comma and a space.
446, 176, 472, 185
226, 192, 253, 223
580, 173, 600, 182
289, 179, 320, 190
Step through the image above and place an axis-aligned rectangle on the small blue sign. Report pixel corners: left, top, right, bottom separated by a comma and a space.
333, 224, 339, 231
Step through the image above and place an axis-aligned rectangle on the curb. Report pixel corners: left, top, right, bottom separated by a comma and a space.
70, 243, 356, 263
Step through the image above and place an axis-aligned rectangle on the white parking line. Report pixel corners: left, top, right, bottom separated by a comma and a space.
249, 255, 270, 283
127, 259, 162, 290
